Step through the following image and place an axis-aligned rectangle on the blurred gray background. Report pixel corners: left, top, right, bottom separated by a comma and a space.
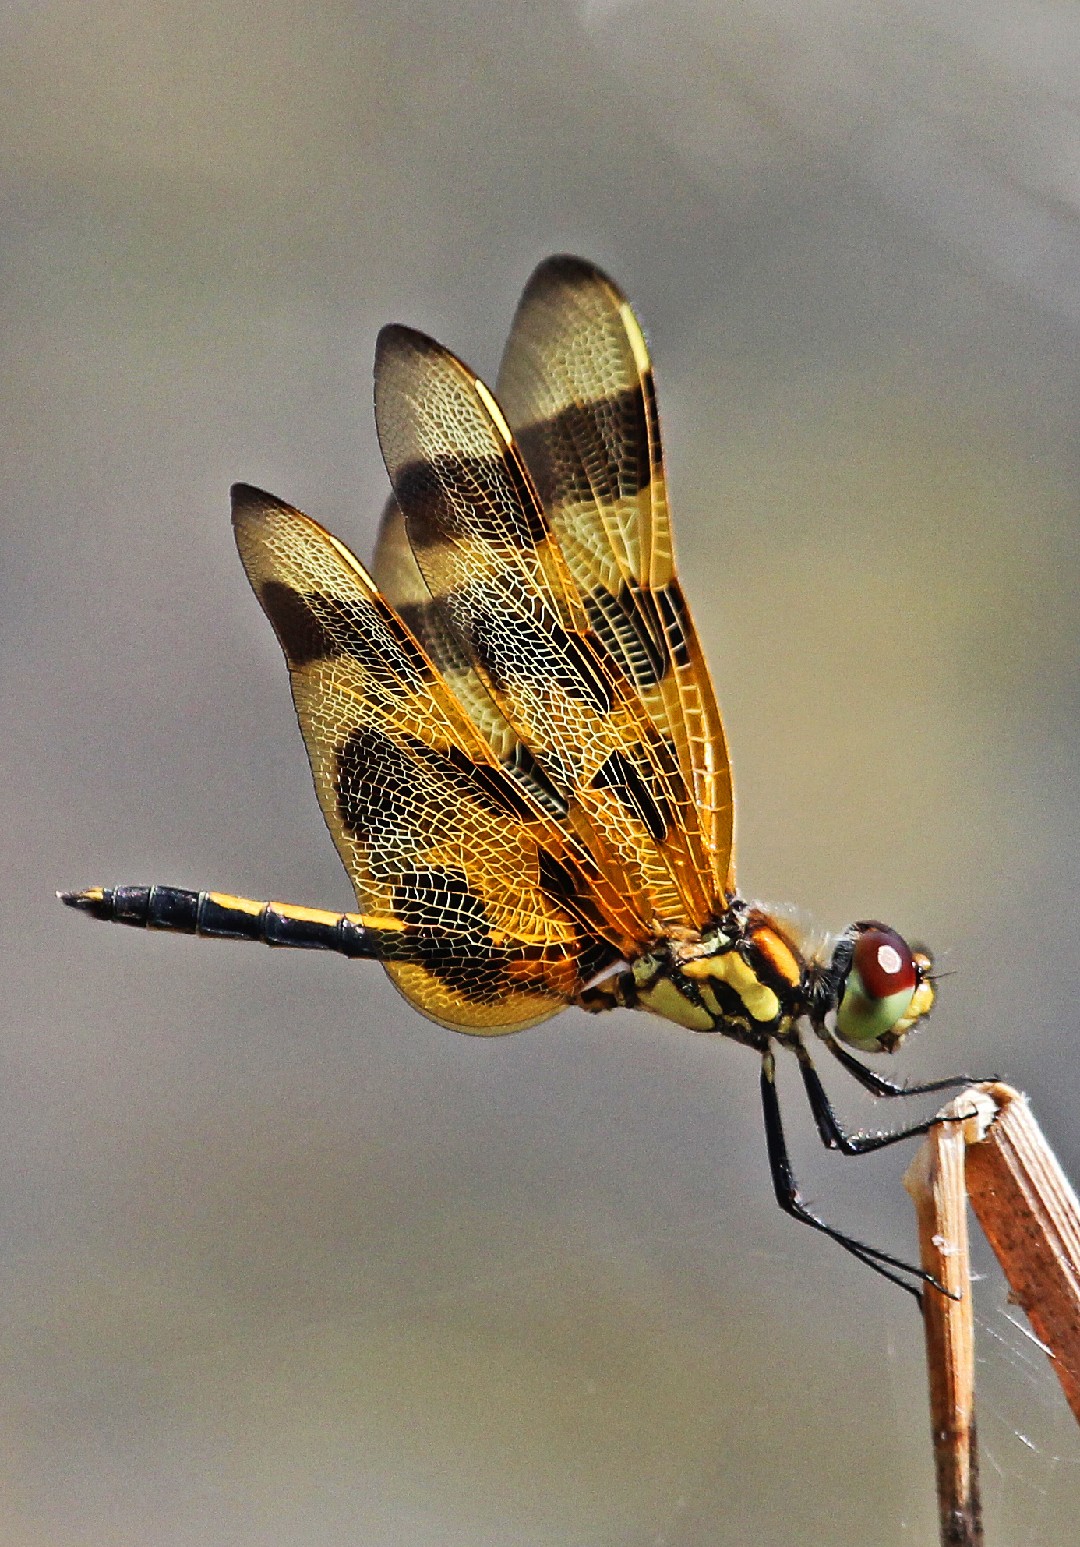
5, 1, 1080, 1542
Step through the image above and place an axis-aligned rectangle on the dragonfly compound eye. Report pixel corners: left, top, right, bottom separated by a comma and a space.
835, 923, 933, 1053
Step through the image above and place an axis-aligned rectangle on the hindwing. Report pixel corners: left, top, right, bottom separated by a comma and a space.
232, 484, 634, 1032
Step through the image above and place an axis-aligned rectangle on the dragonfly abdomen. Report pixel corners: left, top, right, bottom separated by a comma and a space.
59, 884, 384, 958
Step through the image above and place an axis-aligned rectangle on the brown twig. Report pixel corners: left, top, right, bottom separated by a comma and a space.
904, 1089, 994, 1547
904, 1082, 1080, 1547
964, 1082, 1080, 1424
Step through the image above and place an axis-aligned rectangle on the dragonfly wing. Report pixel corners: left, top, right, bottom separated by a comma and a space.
232, 483, 628, 1032
374, 324, 716, 931
497, 255, 734, 896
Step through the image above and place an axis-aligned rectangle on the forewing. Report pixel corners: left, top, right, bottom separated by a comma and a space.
496, 255, 734, 896
374, 326, 716, 930
231, 483, 629, 1032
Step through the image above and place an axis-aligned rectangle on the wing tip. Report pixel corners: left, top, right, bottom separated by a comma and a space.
231, 481, 280, 516
376, 322, 446, 369
230, 482, 310, 537
523, 253, 623, 303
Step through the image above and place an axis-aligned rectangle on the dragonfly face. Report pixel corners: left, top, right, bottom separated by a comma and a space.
62, 255, 968, 1296
827, 922, 936, 1052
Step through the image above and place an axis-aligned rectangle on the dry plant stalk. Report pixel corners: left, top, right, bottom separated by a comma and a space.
964, 1081, 1080, 1423
904, 1089, 995, 1547
905, 1082, 1080, 1547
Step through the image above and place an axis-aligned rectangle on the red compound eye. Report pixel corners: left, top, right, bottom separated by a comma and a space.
852, 926, 917, 1000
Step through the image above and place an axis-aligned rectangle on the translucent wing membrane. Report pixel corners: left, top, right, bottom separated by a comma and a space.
496, 256, 734, 895
372, 494, 516, 760
373, 497, 569, 821
232, 484, 630, 1032
373, 324, 718, 931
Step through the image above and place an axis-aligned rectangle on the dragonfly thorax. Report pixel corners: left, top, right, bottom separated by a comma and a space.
584, 905, 936, 1058
582, 904, 801, 1042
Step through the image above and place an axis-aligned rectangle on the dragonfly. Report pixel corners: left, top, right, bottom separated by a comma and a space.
63, 255, 970, 1298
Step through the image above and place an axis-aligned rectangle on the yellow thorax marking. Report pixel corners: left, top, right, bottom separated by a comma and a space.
681, 949, 781, 1025
637, 977, 715, 1032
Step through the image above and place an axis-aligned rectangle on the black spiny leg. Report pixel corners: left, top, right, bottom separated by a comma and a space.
759, 1047, 946, 1303
818, 1027, 977, 1100
794, 1037, 943, 1157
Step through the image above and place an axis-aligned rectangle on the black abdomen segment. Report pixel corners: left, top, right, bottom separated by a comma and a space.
60, 884, 387, 959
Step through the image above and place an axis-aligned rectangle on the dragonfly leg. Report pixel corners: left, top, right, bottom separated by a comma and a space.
759, 1047, 953, 1304
815, 1025, 982, 1099
793, 1036, 949, 1156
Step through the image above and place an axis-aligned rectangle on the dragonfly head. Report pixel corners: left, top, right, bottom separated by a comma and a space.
828, 922, 935, 1054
